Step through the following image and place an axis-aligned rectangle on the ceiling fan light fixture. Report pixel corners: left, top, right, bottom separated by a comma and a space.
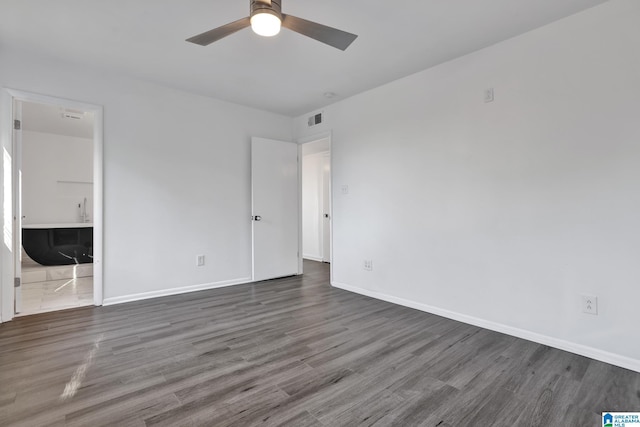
250, 12, 281, 37
186, 0, 358, 51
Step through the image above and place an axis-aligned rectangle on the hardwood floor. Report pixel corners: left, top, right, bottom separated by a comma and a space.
1, 260, 639, 426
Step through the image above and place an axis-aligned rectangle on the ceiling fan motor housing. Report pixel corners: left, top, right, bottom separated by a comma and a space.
251, 0, 282, 20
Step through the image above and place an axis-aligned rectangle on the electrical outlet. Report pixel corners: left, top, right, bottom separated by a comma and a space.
197, 255, 205, 267
341, 185, 349, 195
363, 259, 373, 271
581, 295, 598, 315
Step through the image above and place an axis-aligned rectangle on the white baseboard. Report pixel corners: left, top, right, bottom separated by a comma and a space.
103, 277, 252, 306
303, 255, 324, 262
331, 281, 640, 373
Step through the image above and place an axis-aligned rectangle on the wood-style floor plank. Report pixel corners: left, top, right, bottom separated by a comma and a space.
1, 260, 639, 426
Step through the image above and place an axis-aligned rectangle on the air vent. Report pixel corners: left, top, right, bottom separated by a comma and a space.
308, 112, 323, 127
61, 109, 85, 120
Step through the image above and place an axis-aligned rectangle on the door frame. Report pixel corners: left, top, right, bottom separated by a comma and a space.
297, 131, 333, 280
0, 88, 104, 321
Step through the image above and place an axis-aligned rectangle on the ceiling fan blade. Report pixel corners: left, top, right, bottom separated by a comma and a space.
186, 17, 251, 46
281, 14, 357, 51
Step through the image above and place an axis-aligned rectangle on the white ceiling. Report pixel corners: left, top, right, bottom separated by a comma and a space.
1, 0, 608, 117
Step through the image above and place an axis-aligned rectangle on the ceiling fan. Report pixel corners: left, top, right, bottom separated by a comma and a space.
186, 0, 358, 51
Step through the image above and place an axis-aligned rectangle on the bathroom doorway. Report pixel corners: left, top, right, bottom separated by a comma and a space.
4, 90, 103, 318
300, 136, 332, 271
17, 100, 94, 315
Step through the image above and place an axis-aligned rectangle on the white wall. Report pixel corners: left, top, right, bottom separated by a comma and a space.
0, 48, 292, 309
294, 0, 640, 370
302, 153, 324, 260
21, 130, 93, 225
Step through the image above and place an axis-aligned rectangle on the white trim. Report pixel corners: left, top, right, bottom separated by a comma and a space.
92, 101, 104, 307
103, 277, 252, 306
12, 99, 23, 314
0, 90, 11, 322
303, 255, 324, 262
0, 88, 104, 321
331, 281, 640, 373
297, 143, 303, 275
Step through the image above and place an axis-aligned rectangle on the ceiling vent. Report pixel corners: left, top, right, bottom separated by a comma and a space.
308, 112, 323, 127
61, 109, 84, 120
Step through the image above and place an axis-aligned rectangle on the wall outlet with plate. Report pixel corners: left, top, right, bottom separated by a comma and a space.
581, 295, 598, 315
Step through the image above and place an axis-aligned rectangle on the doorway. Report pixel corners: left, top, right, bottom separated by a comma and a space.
300, 136, 331, 271
18, 100, 95, 315
1, 89, 103, 321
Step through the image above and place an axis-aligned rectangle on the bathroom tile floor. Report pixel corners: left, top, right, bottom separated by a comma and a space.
19, 277, 93, 316
18, 253, 94, 316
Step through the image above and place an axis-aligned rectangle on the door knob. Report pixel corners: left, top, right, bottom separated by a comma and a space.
252, 215, 262, 221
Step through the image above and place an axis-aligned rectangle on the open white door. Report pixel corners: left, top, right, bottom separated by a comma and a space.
322, 153, 331, 263
12, 100, 22, 314
251, 137, 299, 282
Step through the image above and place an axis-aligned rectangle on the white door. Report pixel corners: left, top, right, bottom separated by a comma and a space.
13, 100, 23, 313
251, 137, 299, 281
322, 153, 331, 263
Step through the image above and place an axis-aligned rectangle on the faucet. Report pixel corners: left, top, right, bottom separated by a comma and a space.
81, 197, 89, 223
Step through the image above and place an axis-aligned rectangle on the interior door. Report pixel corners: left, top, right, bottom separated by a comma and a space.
251, 137, 299, 282
322, 153, 331, 263
12, 100, 23, 313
